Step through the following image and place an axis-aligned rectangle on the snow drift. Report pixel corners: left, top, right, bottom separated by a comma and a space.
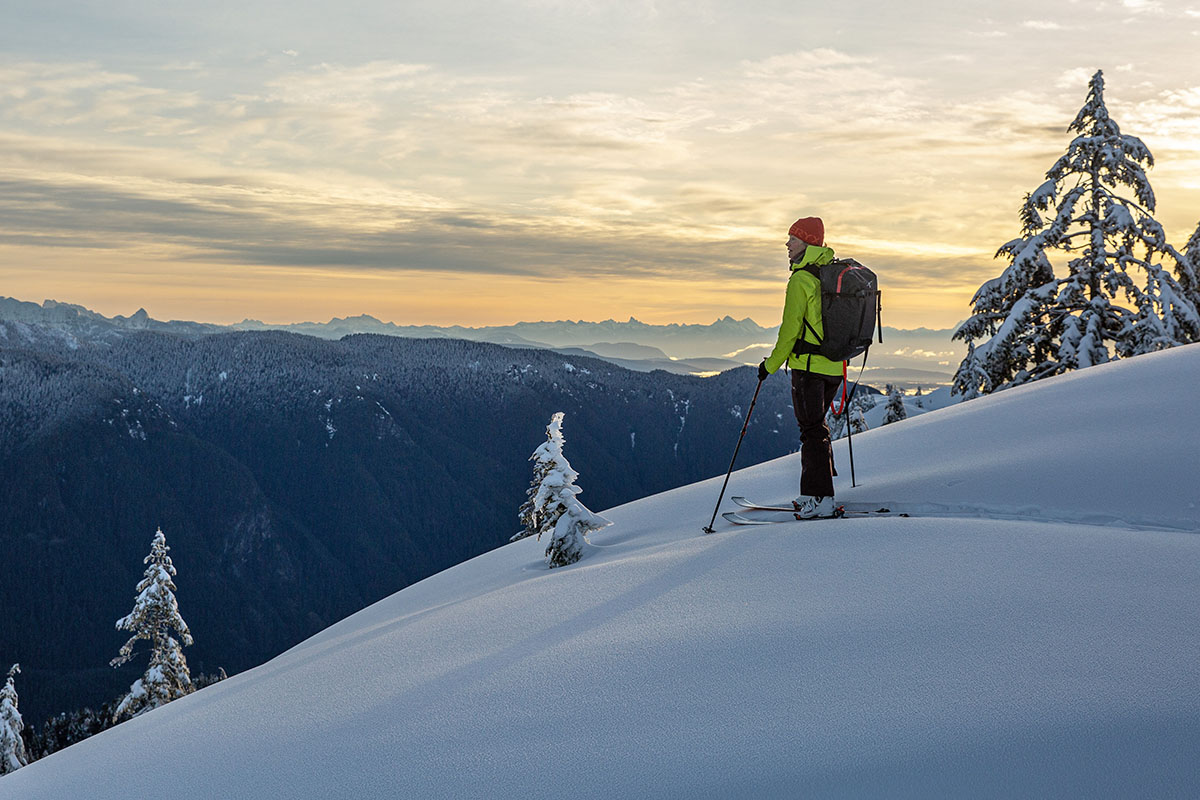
5, 345, 1199, 799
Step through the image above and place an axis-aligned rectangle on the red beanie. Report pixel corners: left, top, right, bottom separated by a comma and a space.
788, 216, 824, 247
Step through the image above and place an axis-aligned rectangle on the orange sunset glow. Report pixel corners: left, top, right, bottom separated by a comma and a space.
2, 3, 1199, 330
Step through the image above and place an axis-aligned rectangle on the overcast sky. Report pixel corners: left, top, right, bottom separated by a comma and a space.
2, 0, 1200, 328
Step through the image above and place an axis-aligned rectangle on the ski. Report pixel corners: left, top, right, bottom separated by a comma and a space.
723, 509, 842, 525
730, 496, 795, 512
731, 496, 893, 514
722, 506, 906, 526
722, 512, 779, 526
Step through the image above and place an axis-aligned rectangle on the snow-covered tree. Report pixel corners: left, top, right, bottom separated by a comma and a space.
882, 385, 908, 425
512, 416, 564, 542
827, 388, 874, 441
954, 70, 1199, 396
517, 412, 611, 567
110, 527, 194, 720
515, 412, 577, 542
0, 664, 28, 775
544, 497, 612, 569
952, 341, 993, 400
26, 703, 113, 761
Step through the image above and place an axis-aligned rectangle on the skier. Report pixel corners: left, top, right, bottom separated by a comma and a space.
757, 216, 844, 518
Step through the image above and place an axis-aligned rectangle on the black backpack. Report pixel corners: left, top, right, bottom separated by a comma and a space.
792, 258, 882, 363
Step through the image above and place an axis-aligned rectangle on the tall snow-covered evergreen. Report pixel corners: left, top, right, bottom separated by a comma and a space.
0, 664, 28, 775
954, 70, 1200, 396
110, 527, 195, 720
516, 412, 611, 567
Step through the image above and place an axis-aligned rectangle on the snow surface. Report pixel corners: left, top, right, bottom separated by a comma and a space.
6, 345, 1200, 798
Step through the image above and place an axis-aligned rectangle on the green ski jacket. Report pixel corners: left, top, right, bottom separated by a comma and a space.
763, 245, 845, 377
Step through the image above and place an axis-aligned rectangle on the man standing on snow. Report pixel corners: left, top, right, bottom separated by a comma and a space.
757, 216, 844, 518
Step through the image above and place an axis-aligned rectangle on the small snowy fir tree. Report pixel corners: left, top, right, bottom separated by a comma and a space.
951, 340, 992, 400
953, 70, 1199, 396
514, 412, 577, 542
519, 412, 611, 567
882, 385, 908, 425
544, 496, 612, 568
512, 417, 560, 542
110, 527, 194, 721
827, 389, 874, 441
0, 664, 28, 775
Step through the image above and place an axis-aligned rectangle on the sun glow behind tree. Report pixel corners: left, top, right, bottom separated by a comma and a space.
953, 70, 1200, 398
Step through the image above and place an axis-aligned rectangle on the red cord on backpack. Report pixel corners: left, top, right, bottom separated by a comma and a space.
831, 361, 849, 416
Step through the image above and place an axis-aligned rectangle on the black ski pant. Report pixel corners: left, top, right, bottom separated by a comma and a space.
791, 368, 842, 498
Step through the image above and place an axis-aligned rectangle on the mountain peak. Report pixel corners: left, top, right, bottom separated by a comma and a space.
120, 308, 151, 329
327, 314, 387, 327
712, 315, 762, 329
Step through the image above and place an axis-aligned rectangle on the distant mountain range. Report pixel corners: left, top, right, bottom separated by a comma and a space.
0, 297, 966, 386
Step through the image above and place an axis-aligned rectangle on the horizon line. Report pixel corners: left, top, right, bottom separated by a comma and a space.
2, 295, 962, 334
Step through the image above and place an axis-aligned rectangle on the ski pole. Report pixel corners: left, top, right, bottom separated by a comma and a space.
841, 354, 869, 489
703, 377, 763, 533
842, 378, 863, 488
846, 407, 857, 488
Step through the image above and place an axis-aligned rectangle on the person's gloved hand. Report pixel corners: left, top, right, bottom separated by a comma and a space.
757, 359, 770, 382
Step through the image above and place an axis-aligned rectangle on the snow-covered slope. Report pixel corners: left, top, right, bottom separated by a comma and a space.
6, 346, 1200, 799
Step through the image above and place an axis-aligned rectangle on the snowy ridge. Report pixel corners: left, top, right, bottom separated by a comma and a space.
5, 345, 1199, 798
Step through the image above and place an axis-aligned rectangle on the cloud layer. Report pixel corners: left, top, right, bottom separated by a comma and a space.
2, 2, 1200, 326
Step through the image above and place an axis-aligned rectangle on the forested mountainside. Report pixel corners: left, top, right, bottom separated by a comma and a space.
0, 328, 798, 721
